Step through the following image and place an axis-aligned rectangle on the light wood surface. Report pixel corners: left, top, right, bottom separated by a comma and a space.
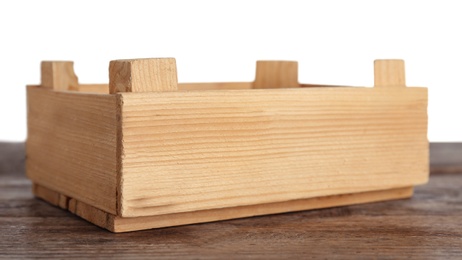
26, 58, 429, 232
78, 84, 109, 94
33, 183, 69, 210
119, 87, 428, 218
253, 61, 299, 88
26, 86, 119, 214
109, 58, 178, 93
374, 59, 406, 87
41, 61, 79, 91
179, 82, 253, 90
33, 183, 413, 233
78, 82, 254, 93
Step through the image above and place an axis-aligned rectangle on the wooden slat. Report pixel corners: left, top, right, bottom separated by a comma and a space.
113, 186, 414, 233
299, 83, 355, 88
179, 82, 253, 90
41, 61, 79, 91
253, 61, 299, 88
109, 58, 178, 93
119, 87, 428, 217
33, 183, 69, 209
26, 86, 119, 214
32, 183, 413, 233
78, 83, 253, 94
78, 84, 109, 94
76, 82, 350, 94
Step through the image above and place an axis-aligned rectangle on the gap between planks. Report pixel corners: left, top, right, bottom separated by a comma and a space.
33, 183, 414, 233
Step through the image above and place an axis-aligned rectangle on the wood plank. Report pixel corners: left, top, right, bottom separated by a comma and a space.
77, 82, 350, 94
253, 61, 299, 88
26, 86, 119, 214
78, 84, 109, 94
113, 186, 414, 233
78, 82, 252, 94
32, 183, 413, 233
109, 58, 178, 93
374, 59, 406, 87
32, 183, 69, 209
179, 82, 252, 90
299, 83, 355, 88
41, 61, 79, 91
119, 87, 428, 217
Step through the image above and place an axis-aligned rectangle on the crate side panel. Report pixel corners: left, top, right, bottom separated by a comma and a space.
26, 86, 119, 214
120, 87, 428, 217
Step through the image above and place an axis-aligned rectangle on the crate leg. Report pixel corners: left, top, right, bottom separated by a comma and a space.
374, 59, 406, 87
109, 58, 178, 93
41, 61, 79, 91
253, 60, 299, 89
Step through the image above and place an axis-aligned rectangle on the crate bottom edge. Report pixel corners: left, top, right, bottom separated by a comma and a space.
32, 183, 413, 233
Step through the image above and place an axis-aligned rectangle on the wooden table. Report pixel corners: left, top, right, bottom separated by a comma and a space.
1, 143, 461, 259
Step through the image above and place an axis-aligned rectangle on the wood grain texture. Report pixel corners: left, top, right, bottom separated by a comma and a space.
41, 61, 79, 91
300, 83, 354, 88
78, 83, 358, 94
113, 186, 413, 233
1, 142, 461, 258
374, 59, 406, 87
109, 58, 178, 93
33, 184, 69, 209
32, 183, 413, 232
179, 82, 253, 90
78, 84, 109, 94
78, 83, 253, 94
253, 61, 299, 88
119, 87, 428, 217
26, 86, 119, 214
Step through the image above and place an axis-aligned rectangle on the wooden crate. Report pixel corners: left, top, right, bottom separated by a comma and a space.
26, 58, 428, 232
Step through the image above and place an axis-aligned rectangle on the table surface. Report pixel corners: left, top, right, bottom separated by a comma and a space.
1, 142, 461, 259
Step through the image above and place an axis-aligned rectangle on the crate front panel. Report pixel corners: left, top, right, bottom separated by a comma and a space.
119, 87, 428, 217
26, 86, 119, 214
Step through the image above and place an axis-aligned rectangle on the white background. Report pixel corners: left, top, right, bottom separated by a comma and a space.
1, 0, 461, 141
